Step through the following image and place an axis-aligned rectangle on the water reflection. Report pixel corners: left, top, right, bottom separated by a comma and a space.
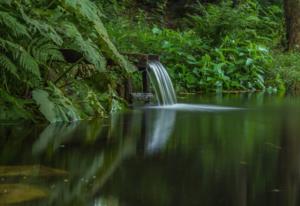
144, 109, 176, 154
0, 118, 127, 205
32, 123, 80, 155
0, 95, 300, 205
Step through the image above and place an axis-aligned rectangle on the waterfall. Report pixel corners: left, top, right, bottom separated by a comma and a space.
147, 61, 177, 105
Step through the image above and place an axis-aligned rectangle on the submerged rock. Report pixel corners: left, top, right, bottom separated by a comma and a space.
0, 184, 47, 204
0, 165, 68, 177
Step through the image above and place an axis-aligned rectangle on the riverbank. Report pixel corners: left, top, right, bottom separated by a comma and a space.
104, 1, 300, 93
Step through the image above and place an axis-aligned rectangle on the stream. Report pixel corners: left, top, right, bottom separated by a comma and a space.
1, 93, 300, 206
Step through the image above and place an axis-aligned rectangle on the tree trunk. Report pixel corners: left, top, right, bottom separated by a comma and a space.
284, 0, 300, 51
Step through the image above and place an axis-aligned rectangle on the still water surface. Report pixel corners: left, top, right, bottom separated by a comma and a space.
1, 94, 300, 206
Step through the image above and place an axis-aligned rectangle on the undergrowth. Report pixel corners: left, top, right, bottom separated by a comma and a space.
0, 0, 132, 122
1, 0, 299, 122
105, 0, 287, 93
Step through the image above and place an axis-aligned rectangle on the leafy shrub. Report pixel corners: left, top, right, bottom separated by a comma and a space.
0, 0, 134, 122
187, 1, 283, 47
106, 2, 277, 92
32, 83, 82, 123
268, 52, 300, 92
0, 89, 33, 121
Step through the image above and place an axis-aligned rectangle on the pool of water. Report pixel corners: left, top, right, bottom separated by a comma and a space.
1, 93, 300, 205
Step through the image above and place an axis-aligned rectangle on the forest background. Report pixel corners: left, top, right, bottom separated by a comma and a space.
0, 0, 299, 122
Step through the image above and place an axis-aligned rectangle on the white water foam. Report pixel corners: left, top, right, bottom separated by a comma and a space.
144, 103, 240, 112
147, 61, 241, 111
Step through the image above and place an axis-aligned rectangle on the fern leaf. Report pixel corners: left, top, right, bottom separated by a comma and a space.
59, 0, 135, 73
0, 38, 8, 51
20, 9, 63, 46
0, 37, 41, 78
17, 49, 41, 78
60, 0, 104, 22
0, 11, 30, 38
29, 38, 64, 63
62, 22, 106, 71
0, 54, 19, 79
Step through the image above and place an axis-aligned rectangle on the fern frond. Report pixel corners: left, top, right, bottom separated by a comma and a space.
62, 22, 106, 71
0, 0, 14, 7
0, 38, 41, 78
20, 8, 63, 46
60, 0, 109, 38
60, 0, 104, 22
29, 38, 64, 64
59, 0, 134, 73
0, 53, 19, 79
0, 11, 30, 38
0, 38, 8, 51
0, 38, 41, 79
0, 37, 21, 52
17, 49, 41, 78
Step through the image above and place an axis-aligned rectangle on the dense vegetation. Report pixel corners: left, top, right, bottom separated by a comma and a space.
105, 1, 283, 92
0, 0, 134, 122
1, 0, 300, 122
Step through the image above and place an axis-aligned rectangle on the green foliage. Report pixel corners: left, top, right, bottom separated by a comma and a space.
32, 83, 82, 123
188, 1, 283, 47
269, 52, 300, 92
59, 0, 135, 73
0, 0, 135, 122
0, 89, 33, 121
61, 22, 106, 71
0, 37, 41, 87
166, 36, 272, 91
0, 0, 296, 122
28, 38, 64, 64
0, 53, 19, 79
68, 81, 106, 117
105, 0, 283, 92
0, 11, 29, 38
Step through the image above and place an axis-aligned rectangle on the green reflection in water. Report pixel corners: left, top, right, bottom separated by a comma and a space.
0, 94, 300, 206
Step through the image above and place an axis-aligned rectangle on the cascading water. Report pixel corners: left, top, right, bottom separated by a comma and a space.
147, 60, 239, 111
147, 61, 177, 105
